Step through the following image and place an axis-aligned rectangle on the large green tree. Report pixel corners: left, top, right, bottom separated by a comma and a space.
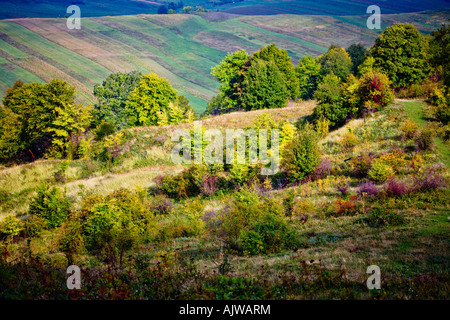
0, 80, 91, 160
369, 23, 430, 88
295, 55, 322, 100
238, 59, 289, 111
318, 46, 352, 81
125, 73, 195, 126
209, 49, 249, 114
93, 71, 142, 130
125, 73, 178, 126
249, 44, 299, 99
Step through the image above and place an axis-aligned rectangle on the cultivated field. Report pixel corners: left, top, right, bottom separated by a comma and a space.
0, 11, 448, 112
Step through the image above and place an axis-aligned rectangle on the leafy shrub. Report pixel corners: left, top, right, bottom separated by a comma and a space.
340, 129, 358, 152
350, 153, 375, 178
77, 135, 93, 159
336, 180, 350, 196
282, 190, 296, 217
415, 170, 447, 191
376, 147, 407, 173
401, 119, 419, 140
366, 206, 405, 227
58, 216, 85, 265
93, 121, 115, 140
385, 178, 409, 197
150, 195, 174, 215
177, 199, 206, 237
330, 196, 359, 217
311, 158, 332, 180
428, 87, 447, 107
368, 160, 394, 183
357, 181, 379, 197
230, 164, 251, 186
357, 71, 394, 111
155, 165, 210, 199
395, 80, 438, 99
415, 128, 434, 150
292, 197, 313, 220
79, 188, 151, 265
28, 185, 71, 229
23, 215, 46, 238
240, 230, 264, 256
218, 189, 288, 251
211, 276, 263, 300
282, 123, 320, 182
241, 212, 298, 255
434, 104, 450, 125
157, 200, 205, 242
315, 117, 330, 138
0, 215, 23, 242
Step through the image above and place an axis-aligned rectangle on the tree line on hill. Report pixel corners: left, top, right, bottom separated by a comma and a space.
0, 71, 196, 163
0, 22, 447, 164
207, 23, 448, 126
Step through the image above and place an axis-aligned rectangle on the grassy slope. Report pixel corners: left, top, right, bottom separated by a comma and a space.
0, 100, 314, 218
401, 100, 450, 166
0, 99, 449, 298
0, 11, 448, 112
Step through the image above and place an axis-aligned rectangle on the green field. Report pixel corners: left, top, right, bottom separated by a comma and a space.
0, 11, 448, 113
1, 0, 449, 19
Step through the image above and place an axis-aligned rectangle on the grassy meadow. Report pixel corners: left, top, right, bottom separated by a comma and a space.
0, 99, 448, 299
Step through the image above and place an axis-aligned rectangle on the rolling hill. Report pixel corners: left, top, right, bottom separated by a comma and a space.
0, 10, 448, 113
1, 0, 449, 19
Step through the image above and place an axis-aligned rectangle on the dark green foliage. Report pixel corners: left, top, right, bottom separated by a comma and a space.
239, 59, 289, 111
157, 5, 168, 14
313, 73, 347, 128
415, 128, 434, 151
281, 123, 320, 181
206, 92, 234, 115
28, 185, 71, 229
208, 50, 249, 115
346, 43, 368, 75
370, 23, 430, 88
93, 71, 142, 130
155, 165, 211, 199
0, 106, 24, 159
210, 276, 263, 299
209, 44, 299, 114
429, 24, 449, 89
318, 46, 352, 81
313, 72, 342, 106
295, 55, 322, 100
366, 206, 405, 227
93, 121, 115, 140
250, 44, 299, 100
